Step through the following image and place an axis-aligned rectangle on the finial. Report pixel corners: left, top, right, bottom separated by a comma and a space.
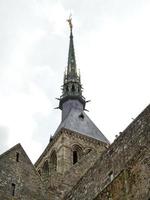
67, 14, 73, 32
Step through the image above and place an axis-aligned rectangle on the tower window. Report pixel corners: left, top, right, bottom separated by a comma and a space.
43, 160, 49, 174
11, 183, 16, 196
73, 151, 78, 164
72, 145, 82, 165
16, 152, 19, 162
50, 150, 57, 172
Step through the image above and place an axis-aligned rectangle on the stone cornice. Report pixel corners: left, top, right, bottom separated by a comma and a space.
34, 127, 108, 167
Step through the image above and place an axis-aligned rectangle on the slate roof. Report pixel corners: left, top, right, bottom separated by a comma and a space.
55, 108, 110, 144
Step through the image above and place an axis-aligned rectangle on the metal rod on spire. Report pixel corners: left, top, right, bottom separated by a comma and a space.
67, 14, 73, 33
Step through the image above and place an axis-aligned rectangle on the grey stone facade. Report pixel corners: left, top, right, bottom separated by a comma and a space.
0, 144, 48, 200
64, 104, 150, 200
35, 127, 108, 199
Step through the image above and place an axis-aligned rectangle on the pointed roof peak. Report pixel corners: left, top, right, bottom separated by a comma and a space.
54, 108, 110, 144
66, 16, 77, 77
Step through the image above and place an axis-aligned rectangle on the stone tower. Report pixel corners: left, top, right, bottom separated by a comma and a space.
34, 18, 109, 196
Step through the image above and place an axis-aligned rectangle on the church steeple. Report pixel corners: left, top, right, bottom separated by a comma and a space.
59, 17, 86, 120
67, 17, 77, 78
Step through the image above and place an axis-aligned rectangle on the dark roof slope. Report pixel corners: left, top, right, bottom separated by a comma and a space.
55, 108, 109, 144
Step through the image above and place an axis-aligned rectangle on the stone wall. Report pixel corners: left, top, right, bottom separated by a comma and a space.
35, 128, 107, 187
49, 148, 100, 200
36, 128, 107, 173
64, 104, 150, 200
0, 144, 48, 200
95, 147, 150, 200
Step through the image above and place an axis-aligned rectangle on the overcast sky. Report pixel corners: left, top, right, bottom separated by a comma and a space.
0, 0, 150, 163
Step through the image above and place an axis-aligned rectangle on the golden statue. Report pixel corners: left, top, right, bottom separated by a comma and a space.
67, 14, 73, 31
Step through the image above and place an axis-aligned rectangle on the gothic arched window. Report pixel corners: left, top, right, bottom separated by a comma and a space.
50, 150, 57, 172
42, 160, 49, 174
72, 145, 82, 165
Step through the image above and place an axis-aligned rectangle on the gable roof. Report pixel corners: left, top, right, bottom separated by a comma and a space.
0, 143, 48, 200
0, 143, 21, 160
54, 108, 110, 144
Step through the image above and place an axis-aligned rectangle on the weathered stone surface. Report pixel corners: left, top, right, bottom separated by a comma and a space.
35, 128, 107, 173
95, 147, 150, 200
0, 144, 48, 200
64, 104, 150, 200
0, 105, 149, 200
35, 127, 107, 198
50, 148, 100, 200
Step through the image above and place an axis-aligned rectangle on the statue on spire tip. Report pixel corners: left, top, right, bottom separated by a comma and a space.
67, 14, 73, 32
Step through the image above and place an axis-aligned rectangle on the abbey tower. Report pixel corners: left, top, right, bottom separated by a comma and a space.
34, 18, 109, 196
0, 19, 149, 200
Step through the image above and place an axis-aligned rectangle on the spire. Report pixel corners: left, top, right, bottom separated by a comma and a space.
66, 16, 77, 80
58, 17, 86, 119
54, 18, 109, 145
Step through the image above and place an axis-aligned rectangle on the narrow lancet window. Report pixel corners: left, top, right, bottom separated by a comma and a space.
72, 145, 82, 165
50, 151, 57, 172
11, 183, 16, 196
73, 151, 78, 164
43, 160, 49, 174
16, 152, 19, 162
